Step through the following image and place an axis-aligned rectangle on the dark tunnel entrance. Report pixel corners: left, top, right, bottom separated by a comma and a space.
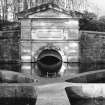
37, 49, 62, 76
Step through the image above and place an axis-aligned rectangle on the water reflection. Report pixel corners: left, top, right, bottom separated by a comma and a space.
33, 62, 79, 77
80, 62, 105, 73
0, 62, 105, 78
0, 62, 20, 72
70, 98, 105, 105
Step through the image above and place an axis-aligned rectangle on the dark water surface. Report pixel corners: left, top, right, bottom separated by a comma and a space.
86, 99, 105, 105
0, 97, 36, 105
0, 62, 105, 75
70, 98, 105, 105
0, 62, 21, 72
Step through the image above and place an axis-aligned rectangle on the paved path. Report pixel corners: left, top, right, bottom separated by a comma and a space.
36, 82, 71, 105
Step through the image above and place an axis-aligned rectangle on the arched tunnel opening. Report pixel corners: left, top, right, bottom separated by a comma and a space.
37, 49, 62, 76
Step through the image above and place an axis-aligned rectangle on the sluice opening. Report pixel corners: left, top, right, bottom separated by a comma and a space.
37, 49, 62, 76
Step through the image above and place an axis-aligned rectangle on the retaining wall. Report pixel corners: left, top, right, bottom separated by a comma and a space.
80, 31, 105, 72
0, 30, 20, 71
1, 30, 105, 73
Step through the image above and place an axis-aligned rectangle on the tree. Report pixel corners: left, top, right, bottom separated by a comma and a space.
0, 0, 8, 20
79, 12, 105, 32
79, 11, 97, 30
4, 0, 7, 20
0, 0, 87, 21
82, 11, 97, 20
99, 16, 105, 23
23, 0, 28, 10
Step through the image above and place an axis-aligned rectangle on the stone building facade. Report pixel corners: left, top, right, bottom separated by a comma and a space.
18, 3, 80, 77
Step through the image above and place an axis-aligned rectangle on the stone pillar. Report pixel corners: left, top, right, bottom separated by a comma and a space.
20, 19, 32, 75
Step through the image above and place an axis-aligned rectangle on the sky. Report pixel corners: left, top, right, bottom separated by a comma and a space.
88, 0, 105, 17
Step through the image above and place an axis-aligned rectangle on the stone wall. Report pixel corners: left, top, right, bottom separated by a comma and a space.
80, 31, 105, 72
0, 30, 20, 71
20, 18, 79, 75
1, 29, 105, 74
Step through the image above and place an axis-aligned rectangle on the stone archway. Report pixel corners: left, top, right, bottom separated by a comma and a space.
35, 46, 63, 76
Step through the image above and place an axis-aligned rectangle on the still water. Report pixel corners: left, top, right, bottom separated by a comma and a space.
0, 62, 105, 75
70, 98, 105, 105
0, 63, 105, 105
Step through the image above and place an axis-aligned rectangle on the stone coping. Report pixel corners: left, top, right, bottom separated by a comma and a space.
66, 69, 105, 83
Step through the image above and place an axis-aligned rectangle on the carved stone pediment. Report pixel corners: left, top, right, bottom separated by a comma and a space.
17, 3, 71, 18
28, 9, 71, 18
